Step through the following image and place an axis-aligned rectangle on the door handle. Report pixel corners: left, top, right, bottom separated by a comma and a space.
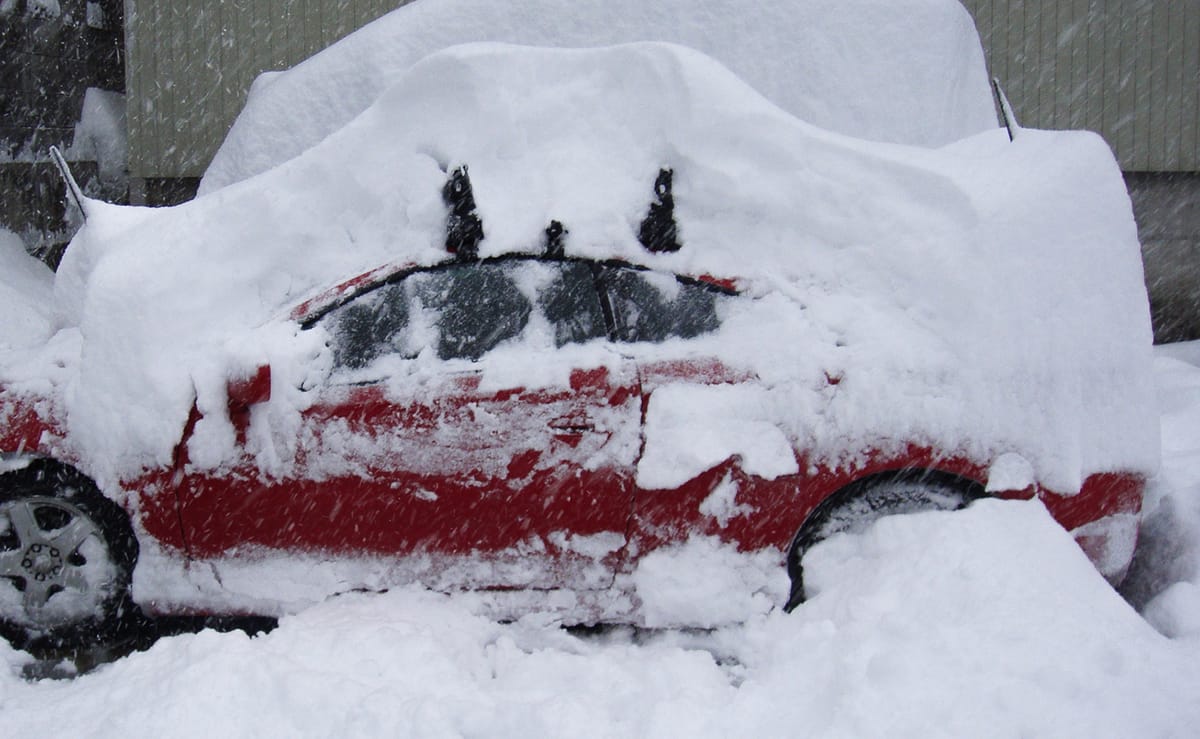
549, 416, 595, 434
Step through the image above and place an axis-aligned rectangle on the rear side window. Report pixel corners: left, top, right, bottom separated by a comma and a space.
413, 264, 531, 361
599, 266, 723, 343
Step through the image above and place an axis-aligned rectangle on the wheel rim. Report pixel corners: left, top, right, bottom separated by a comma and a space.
0, 496, 116, 629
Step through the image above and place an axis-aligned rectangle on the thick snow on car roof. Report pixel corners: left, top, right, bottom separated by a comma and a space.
45, 41, 1155, 491
199, 0, 995, 194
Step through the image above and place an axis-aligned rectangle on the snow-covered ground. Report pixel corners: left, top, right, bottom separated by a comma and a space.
2, 346, 1199, 737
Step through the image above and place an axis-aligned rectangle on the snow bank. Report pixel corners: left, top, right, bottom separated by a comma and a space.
0, 229, 55, 349
4, 500, 1198, 735
199, 0, 995, 194
41, 42, 1155, 490
1125, 342, 1200, 638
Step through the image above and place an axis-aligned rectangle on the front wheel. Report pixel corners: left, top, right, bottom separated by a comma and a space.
784, 470, 984, 611
0, 461, 138, 649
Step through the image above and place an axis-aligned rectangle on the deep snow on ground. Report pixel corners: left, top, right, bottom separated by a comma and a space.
4, 496, 1200, 736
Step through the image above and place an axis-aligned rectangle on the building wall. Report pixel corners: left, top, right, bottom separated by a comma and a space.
961, 0, 1199, 173
124, 0, 407, 183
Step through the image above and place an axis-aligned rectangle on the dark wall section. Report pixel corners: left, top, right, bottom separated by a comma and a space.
0, 0, 124, 156
1128, 173, 1200, 343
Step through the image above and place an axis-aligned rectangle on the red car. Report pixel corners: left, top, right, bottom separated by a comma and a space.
0, 239, 1144, 647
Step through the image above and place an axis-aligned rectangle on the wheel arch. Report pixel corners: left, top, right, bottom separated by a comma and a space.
784, 466, 987, 611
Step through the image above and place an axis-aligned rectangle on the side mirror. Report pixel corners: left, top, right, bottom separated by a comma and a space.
227, 364, 271, 411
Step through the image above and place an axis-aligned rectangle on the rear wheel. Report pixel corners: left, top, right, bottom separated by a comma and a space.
784, 469, 984, 611
0, 460, 138, 650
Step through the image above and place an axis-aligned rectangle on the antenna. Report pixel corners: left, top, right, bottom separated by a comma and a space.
49, 145, 88, 222
991, 78, 1019, 142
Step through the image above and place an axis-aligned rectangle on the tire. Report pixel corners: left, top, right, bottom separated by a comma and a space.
0, 459, 139, 650
783, 469, 984, 611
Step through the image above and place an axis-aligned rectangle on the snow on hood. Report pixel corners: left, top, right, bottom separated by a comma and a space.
199, 0, 995, 194
48, 42, 1156, 489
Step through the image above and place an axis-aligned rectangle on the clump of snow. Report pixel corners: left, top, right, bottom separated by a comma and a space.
638, 384, 799, 489
66, 88, 127, 183
5, 499, 1200, 734
37, 41, 1155, 492
698, 473, 755, 527
200, 0, 995, 194
0, 228, 55, 348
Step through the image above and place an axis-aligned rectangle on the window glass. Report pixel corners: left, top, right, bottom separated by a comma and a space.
537, 261, 607, 347
601, 266, 723, 343
326, 283, 409, 369
322, 261, 542, 370
411, 263, 532, 361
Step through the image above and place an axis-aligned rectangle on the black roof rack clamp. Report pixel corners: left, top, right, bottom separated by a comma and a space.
443, 165, 484, 260
638, 168, 681, 253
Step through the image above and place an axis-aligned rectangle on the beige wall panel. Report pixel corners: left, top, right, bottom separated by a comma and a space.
1183, 5, 1200, 166
126, 0, 411, 179
962, 0, 1199, 171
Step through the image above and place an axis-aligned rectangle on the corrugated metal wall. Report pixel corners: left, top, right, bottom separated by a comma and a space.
124, 0, 407, 179
963, 0, 1199, 172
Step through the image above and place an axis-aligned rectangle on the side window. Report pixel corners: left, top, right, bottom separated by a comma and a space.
537, 260, 607, 347
412, 264, 532, 361
325, 283, 409, 370
320, 262, 536, 370
600, 266, 723, 343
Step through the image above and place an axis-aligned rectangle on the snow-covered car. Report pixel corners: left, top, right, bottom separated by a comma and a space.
0, 41, 1157, 647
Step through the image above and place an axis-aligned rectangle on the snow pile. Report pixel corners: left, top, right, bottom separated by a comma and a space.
4, 499, 1199, 735
0, 228, 55, 349
1125, 341, 1200, 639
67, 88, 127, 183
199, 0, 995, 193
39, 42, 1155, 490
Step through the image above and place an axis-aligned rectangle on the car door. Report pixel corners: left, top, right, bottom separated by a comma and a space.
175, 257, 641, 591
592, 265, 774, 552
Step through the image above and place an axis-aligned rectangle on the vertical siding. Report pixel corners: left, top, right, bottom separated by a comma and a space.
126, 0, 409, 179
127, 0, 1200, 178
962, 0, 1200, 171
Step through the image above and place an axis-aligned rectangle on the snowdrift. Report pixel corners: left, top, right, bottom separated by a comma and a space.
0, 229, 55, 349
5, 500, 1198, 735
35, 41, 1156, 494
199, 0, 995, 194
